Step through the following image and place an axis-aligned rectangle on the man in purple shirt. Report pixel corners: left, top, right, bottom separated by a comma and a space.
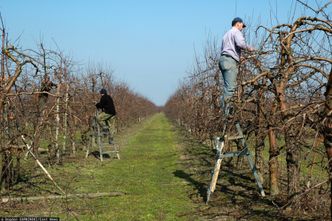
219, 17, 254, 115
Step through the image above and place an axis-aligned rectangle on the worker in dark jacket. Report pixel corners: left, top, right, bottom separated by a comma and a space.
95, 88, 116, 141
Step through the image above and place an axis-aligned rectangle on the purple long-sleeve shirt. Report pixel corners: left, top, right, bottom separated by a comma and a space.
221, 27, 251, 62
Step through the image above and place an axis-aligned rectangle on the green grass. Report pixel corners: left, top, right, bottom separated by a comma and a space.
1, 113, 196, 220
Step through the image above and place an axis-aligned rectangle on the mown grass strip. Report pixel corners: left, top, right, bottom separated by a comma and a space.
2, 113, 196, 220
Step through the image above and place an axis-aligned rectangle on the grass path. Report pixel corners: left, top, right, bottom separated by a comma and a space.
2, 113, 328, 220
54, 113, 197, 220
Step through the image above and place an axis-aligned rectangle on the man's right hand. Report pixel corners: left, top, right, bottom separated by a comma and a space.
248, 47, 255, 52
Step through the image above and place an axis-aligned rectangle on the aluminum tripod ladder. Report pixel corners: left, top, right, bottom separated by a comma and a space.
206, 122, 265, 204
85, 116, 120, 161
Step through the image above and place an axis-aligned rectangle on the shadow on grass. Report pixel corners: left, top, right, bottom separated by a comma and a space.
88, 151, 111, 160
173, 170, 207, 202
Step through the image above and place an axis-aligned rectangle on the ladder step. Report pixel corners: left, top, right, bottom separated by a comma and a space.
228, 135, 245, 141
223, 150, 248, 158
103, 151, 119, 154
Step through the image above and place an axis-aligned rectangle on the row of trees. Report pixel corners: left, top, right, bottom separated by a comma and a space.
0, 23, 158, 191
164, 0, 331, 215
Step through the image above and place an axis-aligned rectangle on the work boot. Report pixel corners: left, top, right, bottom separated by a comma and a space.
109, 137, 114, 144
228, 105, 234, 116
101, 127, 109, 136
224, 103, 234, 117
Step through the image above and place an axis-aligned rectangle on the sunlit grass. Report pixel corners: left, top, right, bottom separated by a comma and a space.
1, 114, 196, 220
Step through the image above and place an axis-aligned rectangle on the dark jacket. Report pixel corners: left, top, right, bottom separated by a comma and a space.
96, 94, 116, 116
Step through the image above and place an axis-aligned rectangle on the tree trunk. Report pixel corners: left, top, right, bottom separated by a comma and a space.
285, 130, 300, 196
0, 151, 13, 191
255, 132, 265, 184
55, 84, 61, 164
268, 125, 279, 195
0, 99, 16, 191
323, 68, 332, 218
255, 87, 265, 184
62, 83, 69, 154
1, 26, 5, 83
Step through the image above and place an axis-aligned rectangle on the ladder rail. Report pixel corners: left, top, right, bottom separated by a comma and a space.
206, 137, 224, 204
97, 122, 103, 161
236, 123, 266, 197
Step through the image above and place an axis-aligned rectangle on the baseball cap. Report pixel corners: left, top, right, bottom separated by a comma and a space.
99, 88, 107, 95
232, 17, 246, 28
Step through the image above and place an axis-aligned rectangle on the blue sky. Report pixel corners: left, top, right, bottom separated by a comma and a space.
0, 0, 322, 105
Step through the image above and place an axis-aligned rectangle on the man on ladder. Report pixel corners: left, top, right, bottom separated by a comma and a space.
96, 88, 116, 144
219, 17, 254, 116
206, 17, 265, 204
